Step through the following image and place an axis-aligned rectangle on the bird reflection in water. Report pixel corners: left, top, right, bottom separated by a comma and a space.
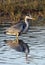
4, 38, 30, 61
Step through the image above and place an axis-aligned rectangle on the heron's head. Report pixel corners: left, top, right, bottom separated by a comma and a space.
25, 15, 35, 20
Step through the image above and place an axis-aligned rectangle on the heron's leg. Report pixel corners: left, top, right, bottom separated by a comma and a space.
17, 38, 18, 43
16, 32, 19, 39
15, 37, 19, 44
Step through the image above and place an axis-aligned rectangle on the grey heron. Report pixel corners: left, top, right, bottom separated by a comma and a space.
4, 39, 29, 60
4, 15, 35, 38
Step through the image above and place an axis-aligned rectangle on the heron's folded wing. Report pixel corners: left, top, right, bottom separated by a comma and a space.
11, 22, 24, 32
6, 22, 24, 33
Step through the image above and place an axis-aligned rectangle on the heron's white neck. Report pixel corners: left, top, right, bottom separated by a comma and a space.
25, 18, 29, 28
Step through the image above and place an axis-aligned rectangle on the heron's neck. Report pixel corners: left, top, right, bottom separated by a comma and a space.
25, 18, 29, 27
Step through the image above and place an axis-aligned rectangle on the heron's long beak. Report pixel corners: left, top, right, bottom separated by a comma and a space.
29, 16, 36, 20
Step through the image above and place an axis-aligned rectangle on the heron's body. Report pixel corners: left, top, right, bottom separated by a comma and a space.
4, 15, 35, 38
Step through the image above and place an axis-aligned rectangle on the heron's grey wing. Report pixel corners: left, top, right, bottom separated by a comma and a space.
5, 21, 26, 36
6, 22, 24, 33
11, 22, 24, 32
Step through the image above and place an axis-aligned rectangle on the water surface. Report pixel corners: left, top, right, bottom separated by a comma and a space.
0, 25, 45, 65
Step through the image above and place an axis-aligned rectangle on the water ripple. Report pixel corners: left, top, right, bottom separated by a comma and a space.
0, 26, 45, 65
